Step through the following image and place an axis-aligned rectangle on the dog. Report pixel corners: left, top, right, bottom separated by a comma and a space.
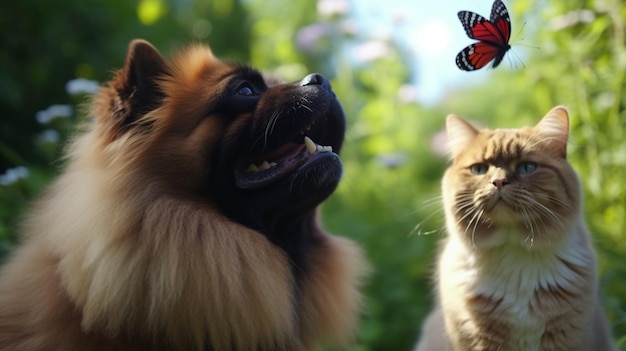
0, 39, 366, 351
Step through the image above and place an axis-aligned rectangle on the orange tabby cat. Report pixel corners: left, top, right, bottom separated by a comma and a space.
415, 107, 617, 351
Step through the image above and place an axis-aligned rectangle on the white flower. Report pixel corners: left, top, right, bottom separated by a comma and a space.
0, 166, 29, 186
339, 19, 358, 37
353, 40, 391, 63
39, 129, 60, 144
66, 78, 99, 95
36, 104, 73, 124
317, 0, 349, 18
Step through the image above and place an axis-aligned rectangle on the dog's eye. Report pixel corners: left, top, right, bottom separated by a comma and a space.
236, 84, 256, 96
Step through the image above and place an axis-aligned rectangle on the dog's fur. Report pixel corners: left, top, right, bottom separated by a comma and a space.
0, 40, 366, 351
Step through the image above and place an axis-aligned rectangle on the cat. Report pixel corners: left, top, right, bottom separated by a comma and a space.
415, 106, 617, 351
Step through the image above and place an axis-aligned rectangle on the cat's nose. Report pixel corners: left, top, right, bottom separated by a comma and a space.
492, 178, 509, 190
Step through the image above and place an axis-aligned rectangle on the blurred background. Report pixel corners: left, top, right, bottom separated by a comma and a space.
1, 0, 625, 349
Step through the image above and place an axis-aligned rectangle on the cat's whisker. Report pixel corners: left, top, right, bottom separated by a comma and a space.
454, 201, 473, 214
455, 198, 478, 222
523, 201, 546, 233
455, 202, 475, 231
453, 193, 492, 248
460, 212, 475, 235
531, 206, 551, 234
411, 206, 445, 237
411, 195, 457, 237
515, 191, 567, 235
522, 202, 561, 249
518, 203, 540, 247
515, 194, 540, 226
529, 198, 567, 231
534, 193, 576, 215
411, 194, 443, 217
468, 208, 485, 248
455, 203, 475, 218
422, 195, 444, 207
458, 205, 478, 229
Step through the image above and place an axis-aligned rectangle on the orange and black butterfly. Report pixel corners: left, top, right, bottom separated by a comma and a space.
456, 0, 511, 71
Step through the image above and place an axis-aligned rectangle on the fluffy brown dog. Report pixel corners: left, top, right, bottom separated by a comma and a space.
0, 39, 365, 351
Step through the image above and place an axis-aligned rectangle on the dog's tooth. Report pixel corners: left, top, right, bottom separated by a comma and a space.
304, 136, 317, 154
319, 145, 333, 153
259, 161, 271, 171
246, 163, 259, 172
269, 162, 277, 167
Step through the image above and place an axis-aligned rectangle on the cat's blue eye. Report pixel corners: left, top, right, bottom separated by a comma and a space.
470, 164, 489, 175
516, 161, 537, 174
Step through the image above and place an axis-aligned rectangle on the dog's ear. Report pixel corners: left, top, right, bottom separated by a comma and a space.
104, 39, 169, 136
121, 39, 168, 111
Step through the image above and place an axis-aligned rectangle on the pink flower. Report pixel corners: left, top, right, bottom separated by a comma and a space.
296, 23, 332, 53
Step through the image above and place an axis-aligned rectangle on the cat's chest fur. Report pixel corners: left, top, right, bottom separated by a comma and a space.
439, 228, 595, 351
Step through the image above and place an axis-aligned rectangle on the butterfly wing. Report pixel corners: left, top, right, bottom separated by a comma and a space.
457, 11, 489, 40
456, 0, 512, 71
458, 10, 509, 45
490, 0, 511, 45
455, 42, 506, 71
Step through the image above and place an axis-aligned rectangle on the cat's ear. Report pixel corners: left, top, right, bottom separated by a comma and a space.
535, 106, 570, 157
446, 114, 479, 158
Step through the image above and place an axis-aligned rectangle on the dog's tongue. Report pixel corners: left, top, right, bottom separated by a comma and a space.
243, 136, 333, 173
256, 137, 332, 162
263, 143, 303, 163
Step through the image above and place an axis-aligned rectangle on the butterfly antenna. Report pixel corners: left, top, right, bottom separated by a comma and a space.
516, 21, 527, 38
512, 21, 540, 50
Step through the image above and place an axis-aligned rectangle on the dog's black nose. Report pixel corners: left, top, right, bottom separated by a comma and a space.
300, 73, 331, 89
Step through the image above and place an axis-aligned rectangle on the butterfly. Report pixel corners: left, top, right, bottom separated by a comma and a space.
456, 0, 511, 71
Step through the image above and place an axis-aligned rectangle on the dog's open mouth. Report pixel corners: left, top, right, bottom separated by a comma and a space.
234, 135, 335, 190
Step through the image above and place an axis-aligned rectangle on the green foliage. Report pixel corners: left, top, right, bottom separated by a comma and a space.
1, 0, 625, 350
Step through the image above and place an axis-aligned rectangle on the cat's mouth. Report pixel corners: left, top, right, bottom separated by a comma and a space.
480, 189, 519, 216
488, 193, 506, 209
